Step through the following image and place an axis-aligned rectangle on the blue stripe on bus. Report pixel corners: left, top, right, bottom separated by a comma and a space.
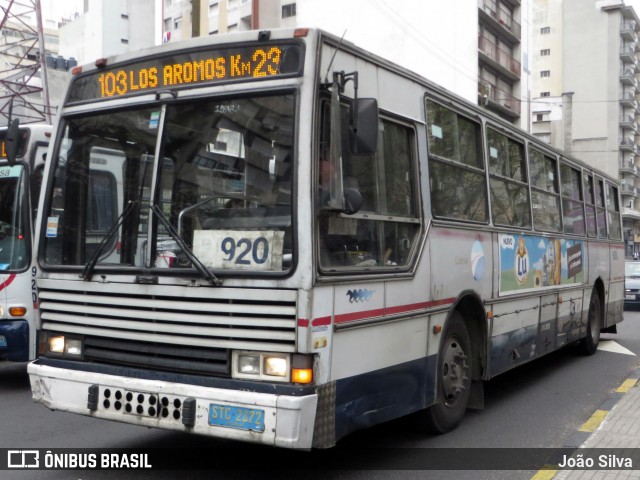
0, 320, 29, 362
334, 354, 437, 442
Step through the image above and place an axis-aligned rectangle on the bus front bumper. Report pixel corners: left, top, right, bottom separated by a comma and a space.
28, 362, 318, 449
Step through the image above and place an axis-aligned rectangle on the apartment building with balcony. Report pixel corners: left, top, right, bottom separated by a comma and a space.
478, 0, 527, 128
530, 0, 640, 256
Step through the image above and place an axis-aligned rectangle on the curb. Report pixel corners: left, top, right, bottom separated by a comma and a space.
530, 368, 640, 480
566, 368, 640, 448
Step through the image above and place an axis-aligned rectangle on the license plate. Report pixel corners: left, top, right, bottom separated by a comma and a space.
208, 404, 265, 432
0, 335, 6, 347
626, 294, 637, 300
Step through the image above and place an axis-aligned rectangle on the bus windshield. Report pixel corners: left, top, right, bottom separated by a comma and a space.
0, 164, 28, 271
43, 92, 295, 274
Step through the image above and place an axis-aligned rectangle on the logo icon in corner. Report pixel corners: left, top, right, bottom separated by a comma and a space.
346, 289, 375, 303
8, 450, 39, 468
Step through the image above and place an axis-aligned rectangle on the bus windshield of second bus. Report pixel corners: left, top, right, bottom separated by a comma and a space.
0, 123, 50, 362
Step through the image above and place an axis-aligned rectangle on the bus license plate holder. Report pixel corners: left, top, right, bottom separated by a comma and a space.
208, 404, 265, 432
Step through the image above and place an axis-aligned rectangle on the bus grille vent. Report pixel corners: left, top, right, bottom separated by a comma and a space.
37, 280, 298, 377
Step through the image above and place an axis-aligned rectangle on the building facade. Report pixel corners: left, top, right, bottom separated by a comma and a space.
478, 0, 529, 129
59, 0, 157, 64
530, 0, 640, 257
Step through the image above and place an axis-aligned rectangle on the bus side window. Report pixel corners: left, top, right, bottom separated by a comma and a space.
594, 178, 607, 238
584, 174, 597, 238
487, 128, 530, 228
426, 99, 487, 223
606, 183, 622, 240
559, 162, 585, 236
318, 104, 420, 269
529, 147, 561, 233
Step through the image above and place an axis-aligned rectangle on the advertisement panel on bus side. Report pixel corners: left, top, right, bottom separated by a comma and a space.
499, 234, 584, 295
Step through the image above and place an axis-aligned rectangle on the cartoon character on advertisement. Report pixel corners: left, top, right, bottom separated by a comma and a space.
544, 239, 561, 286
514, 237, 529, 286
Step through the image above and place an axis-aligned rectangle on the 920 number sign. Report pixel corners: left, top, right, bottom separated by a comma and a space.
68, 42, 303, 103
193, 229, 285, 272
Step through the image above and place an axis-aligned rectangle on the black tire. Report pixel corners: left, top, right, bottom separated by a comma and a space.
420, 311, 472, 433
579, 290, 602, 356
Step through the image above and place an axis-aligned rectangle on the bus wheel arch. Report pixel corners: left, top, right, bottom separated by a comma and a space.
419, 292, 487, 433
579, 280, 604, 356
454, 292, 488, 383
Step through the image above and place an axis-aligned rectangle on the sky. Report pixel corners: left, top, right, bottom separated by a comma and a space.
628, 0, 640, 12
40, 0, 84, 24
37, 0, 640, 29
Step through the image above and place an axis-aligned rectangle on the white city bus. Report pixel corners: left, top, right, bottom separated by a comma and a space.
28, 28, 623, 448
0, 123, 50, 363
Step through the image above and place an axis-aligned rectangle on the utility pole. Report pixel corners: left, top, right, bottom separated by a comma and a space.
0, 0, 52, 125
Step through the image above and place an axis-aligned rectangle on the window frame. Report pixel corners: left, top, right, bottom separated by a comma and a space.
605, 181, 622, 241
594, 177, 608, 239
426, 97, 488, 225
317, 98, 423, 274
583, 173, 598, 238
485, 124, 532, 229
559, 160, 586, 236
528, 145, 562, 233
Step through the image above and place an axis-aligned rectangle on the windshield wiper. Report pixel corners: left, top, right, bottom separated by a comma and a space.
149, 204, 221, 286
81, 200, 137, 281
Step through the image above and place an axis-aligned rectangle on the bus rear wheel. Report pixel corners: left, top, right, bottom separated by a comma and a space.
579, 290, 602, 356
420, 311, 472, 434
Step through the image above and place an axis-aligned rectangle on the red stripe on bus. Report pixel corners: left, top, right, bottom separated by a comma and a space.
335, 298, 456, 325
299, 299, 457, 328
0, 273, 16, 292
312, 316, 332, 327
335, 308, 386, 324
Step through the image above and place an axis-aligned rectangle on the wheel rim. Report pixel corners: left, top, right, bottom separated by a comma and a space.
441, 336, 469, 407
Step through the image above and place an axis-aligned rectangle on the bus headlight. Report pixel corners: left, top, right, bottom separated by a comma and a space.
65, 338, 83, 356
48, 335, 65, 354
232, 351, 289, 381
41, 333, 84, 358
264, 356, 287, 377
237, 354, 261, 374
231, 352, 313, 384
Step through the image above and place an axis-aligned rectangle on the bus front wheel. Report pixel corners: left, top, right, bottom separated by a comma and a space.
420, 311, 472, 434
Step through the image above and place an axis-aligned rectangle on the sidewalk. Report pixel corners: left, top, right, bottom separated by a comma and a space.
547, 368, 640, 479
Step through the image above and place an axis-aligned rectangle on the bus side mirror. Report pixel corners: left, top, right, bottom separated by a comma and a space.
349, 98, 378, 155
5, 118, 20, 165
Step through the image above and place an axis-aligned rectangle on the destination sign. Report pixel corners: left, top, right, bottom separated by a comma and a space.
0, 128, 29, 159
67, 42, 304, 103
